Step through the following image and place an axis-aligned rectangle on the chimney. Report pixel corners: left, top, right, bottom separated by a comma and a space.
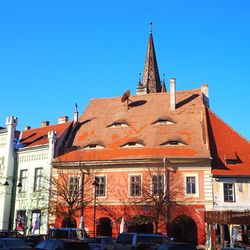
170, 78, 176, 111
58, 116, 69, 124
24, 126, 31, 130
41, 121, 50, 127
201, 84, 209, 107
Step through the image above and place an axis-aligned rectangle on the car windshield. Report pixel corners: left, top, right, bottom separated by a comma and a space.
5, 239, 26, 247
72, 230, 82, 239
87, 238, 102, 243
137, 236, 163, 244
116, 234, 134, 244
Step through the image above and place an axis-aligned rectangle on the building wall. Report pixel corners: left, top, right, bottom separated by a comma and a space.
51, 162, 212, 246
212, 177, 250, 210
14, 146, 50, 235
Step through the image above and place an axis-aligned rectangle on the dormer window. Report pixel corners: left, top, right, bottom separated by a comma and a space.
83, 144, 105, 149
121, 142, 144, 148
160, 140, 187, 146
107, 121, 129, 128
224, 152, 241, 164
152, 118, 175, 125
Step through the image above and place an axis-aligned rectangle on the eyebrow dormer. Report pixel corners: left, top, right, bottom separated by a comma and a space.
160, 139, 187, 146
120, 141, 144, 148
83, 144, 105, 149
152, 117, 175, 125
107, 121, 129, 128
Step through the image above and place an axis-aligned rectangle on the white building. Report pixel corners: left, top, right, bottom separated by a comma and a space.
14, 117, 72, 235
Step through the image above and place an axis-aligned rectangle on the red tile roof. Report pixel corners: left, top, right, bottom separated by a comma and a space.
20, 122, 72, 147
55, 89, 210, 162
206, 108, 250, 176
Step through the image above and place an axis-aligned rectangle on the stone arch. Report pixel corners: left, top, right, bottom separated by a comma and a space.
96, 217, 112, 236
171, 215, 198, 245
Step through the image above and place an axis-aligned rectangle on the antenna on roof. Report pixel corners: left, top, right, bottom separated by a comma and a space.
121, 90, 132, 109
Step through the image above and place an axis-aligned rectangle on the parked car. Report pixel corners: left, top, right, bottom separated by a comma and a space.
33, 239, 90, 250
86, 236, 115, 250
221, 248, 248, 250
48, 228, 87, 240
24, 235, 47, 248
0, 230, 24, 239
0, 238, 31, 250
156, 242, 197, 250
116, 233, 170, 250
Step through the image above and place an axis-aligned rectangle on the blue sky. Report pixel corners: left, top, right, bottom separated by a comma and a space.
0, 0, 250, 140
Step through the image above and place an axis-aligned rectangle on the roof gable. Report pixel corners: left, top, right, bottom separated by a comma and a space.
20, 122, 72, 148
206, 108, 250, 176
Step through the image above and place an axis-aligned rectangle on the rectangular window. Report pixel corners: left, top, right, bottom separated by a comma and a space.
95, 176, 106, 196
130, 175, 141, 196
152, 175, 164, 195
34, 168, 42, 191
224, 183, 235, 202
69, 176, 79, 196
186, 176, 196, 194
20, 170, 27, 192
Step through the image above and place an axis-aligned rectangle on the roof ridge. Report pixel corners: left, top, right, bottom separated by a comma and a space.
22, 121, 72, 132
208, 107, 250, 145
90, 88, 202, 101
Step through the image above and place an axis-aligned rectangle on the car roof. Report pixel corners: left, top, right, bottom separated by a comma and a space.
0, 238, 24, 240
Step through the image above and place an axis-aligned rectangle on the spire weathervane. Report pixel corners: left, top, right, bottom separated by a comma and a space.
149, 20, 152, 33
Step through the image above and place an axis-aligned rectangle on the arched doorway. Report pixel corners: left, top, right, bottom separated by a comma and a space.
96, 217, 112, 236
171, 215, 197, 245
127, 215, 153, 233
61, 217, 77, 228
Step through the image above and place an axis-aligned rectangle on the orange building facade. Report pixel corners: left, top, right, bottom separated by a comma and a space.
50, 29, 215, 247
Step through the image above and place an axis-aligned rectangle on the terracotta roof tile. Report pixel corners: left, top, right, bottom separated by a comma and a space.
20, 122, 72, 147
206, 108, 250, 176
56, 89, 210, 162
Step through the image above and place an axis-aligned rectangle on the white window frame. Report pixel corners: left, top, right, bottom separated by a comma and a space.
94, 175, 107, 197
223, 183, 235, 202
20, 169, 28, 192
68, 176, 79, 197
184, 173, 199, 197
151, 174, 164, 195
34, 168, 43, 191
129, 174, 142, 197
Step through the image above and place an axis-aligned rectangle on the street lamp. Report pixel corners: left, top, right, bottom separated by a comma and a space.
92, 178, 99, 236
2, 177, 22, 191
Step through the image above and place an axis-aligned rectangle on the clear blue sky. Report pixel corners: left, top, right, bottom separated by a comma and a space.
0, 0, 250, 140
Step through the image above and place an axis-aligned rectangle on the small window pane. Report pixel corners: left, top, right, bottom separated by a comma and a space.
186, 176, 196, 194
152, 175, 164, 195
69, 177, 79, 196
95, 176, 106, 197
224, 183, 235, 202
34, 168, 42, 191
130, 175, 141, 196
20, 170, 28, 192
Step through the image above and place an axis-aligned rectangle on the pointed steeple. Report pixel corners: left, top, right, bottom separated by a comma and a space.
141, 22, 161, 93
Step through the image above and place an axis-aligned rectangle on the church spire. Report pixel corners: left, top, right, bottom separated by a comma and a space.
141, 22, 161, 93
